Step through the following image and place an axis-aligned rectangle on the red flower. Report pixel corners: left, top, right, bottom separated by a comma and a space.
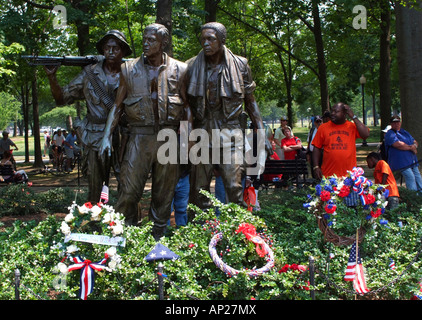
290, 263, 299, 271
371, 208, 382, 218
338, 185, 350, 197
189, 243, 195, 248
297, 265, 307, 273
324, 204, 337, 214
364, 193, 376, 205
320, 190, 331, 202
278, 264, 290, 273
84, 202, 93, 209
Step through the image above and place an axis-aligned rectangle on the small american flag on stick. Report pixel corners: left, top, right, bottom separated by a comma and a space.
344, 242, 370, 294
100, 185, 109, 203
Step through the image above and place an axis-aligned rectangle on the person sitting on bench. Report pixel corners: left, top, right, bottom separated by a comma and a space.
0, 150, 28, 183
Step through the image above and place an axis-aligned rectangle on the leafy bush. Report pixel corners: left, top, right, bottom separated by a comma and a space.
0, 184, 40, 216
1, 186, 422, 300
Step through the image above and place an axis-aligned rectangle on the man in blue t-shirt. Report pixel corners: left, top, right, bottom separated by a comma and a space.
63, 129, 80, 172
385, 115, 422, 193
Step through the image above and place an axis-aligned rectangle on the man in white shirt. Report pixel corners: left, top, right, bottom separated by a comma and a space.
273, 116, 288, 160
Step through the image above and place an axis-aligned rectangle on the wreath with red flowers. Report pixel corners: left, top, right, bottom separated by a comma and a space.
303, 167, 389, 246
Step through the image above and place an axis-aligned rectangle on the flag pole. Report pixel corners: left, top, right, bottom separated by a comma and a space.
355, 228, 359, 300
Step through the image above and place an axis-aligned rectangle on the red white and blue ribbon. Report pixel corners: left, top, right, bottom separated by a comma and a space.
389, 258, 395, 270
349, 168, 373, 204
67, 255, 109, 300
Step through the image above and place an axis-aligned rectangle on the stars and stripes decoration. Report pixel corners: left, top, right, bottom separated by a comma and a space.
344, 242, 370, 294
145, 243, 179, 262
100, 185, 109, 203
67, 254, 109, 300
389, 258, 396, 270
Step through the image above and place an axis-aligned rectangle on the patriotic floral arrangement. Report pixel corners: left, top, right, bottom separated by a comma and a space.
53, 201, 125, 300
208, 222, 275, 277
303, 167, 389, 242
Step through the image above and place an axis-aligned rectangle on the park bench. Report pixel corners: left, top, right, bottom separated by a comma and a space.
252, 158, 314, 189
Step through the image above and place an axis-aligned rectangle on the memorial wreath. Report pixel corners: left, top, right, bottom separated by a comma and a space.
53, 201, 125, 299
208, 222, 275, 277
304, 167, 389, 246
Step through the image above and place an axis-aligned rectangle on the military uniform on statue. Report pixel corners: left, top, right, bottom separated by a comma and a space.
100, 24, 191, 241
185, 22, 272, 211
44, 30, 132, 203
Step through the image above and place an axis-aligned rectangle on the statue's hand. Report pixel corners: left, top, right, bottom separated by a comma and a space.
44, 65, 59, 76
264, 138, 273, 156
99, 136, 112, 161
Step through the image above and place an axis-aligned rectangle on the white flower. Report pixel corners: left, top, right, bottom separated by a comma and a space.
57, 262, 69, 275
60, 221, 71, 235
111, 223, 124, 236
91, 205, 102, 221
64, 213, 75, 223
78, 205, 89, 214
66, 244, 79, 254
108, 259, 118, 271
102, 212, 112, 224
106, 246, 117, 257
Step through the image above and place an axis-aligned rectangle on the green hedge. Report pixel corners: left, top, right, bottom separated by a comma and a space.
0, 185, 422, 300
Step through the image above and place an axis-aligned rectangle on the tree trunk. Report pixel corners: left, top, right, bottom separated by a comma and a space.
156, 0, 173, 57
395, 1, 422, 147
32, 70, 43, 168
379, 0, 392, 139
205, 0, 220, 22
22, 84, 30, 163
311, 0, 330, 114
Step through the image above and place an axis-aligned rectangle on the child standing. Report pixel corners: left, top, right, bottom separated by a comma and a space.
366, 152, 400, 210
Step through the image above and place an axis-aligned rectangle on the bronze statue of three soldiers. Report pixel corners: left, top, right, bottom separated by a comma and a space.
45, 22, 270, 240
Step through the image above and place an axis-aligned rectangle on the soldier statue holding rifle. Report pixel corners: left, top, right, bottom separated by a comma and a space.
44, 30, 132, 203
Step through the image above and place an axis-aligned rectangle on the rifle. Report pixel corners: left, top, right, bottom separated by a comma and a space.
21, 55, 100, 67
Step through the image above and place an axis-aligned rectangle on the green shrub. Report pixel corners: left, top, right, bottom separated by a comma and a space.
0, 184, 40, 216
1, 187, 422, 300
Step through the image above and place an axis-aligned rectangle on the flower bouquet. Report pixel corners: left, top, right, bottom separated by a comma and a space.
52, 201, 125, 299
303, 167, 389, 246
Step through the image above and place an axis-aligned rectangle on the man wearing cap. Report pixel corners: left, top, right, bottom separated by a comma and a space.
185, 22, 272, 210
0, 131, 18, 170
99, 23, 190, 240
44, 30, 132, 203
385, 115, 422, 193
273, 116, 288, 160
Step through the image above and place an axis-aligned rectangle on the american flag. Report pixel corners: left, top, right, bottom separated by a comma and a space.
344, 242, 370, 294
100, 185, 109, 203
389, 258, 396, 270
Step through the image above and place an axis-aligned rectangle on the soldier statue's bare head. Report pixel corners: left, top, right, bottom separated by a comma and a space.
201, 22, 227, 45
143, 23, 170, 50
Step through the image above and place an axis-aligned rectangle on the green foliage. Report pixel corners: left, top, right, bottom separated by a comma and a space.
1, 186, 422, 300
39, 106, 79, 128
0, 91, 21, 130
0, 185, 88, 217
0, 184, 40, 216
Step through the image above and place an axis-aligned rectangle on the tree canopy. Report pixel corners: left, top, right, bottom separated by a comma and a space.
1, 0, 421, 163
